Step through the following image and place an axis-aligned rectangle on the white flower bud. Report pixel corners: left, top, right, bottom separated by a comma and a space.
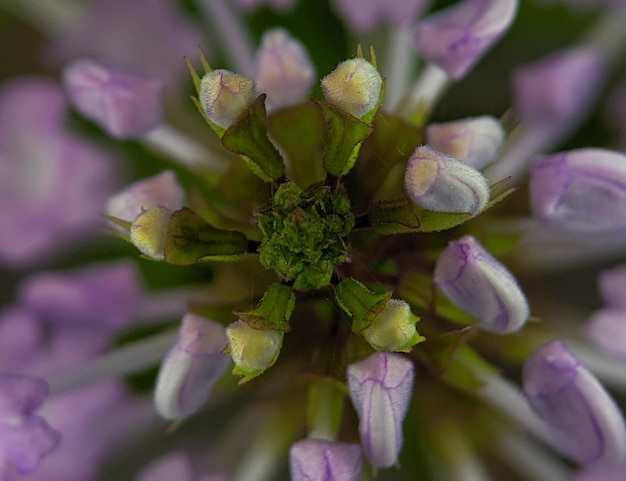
199, 70, 256, 129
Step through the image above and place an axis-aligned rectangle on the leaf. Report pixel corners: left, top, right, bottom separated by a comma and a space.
335, 278, 391, 334
222, 94, 285, 182
164, 207, 249, 265
235, 283, 295, 332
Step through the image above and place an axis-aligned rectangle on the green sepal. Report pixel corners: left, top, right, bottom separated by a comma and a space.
164, 207, 249, 264
315, 99, 373, 177
103, 215, 132, 241
222, 94, 285, 182
191, 95, 226, 138
235, 283, 295, 332
368, 197, 472, 234
307, 377, 347, 440
335, 278, 392, 334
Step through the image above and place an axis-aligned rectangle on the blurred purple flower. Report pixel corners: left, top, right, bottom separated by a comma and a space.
585, 309, 626, 360
333, 0, 430, 32
523, 341, 626, 465
347, 352, 414, 468
569, 460, 626, 481
598, 264, 626, 309
137, 452, 227, 481
414, 0, 518, 80
234, 0, 297, 12
434, 235, 529, 334
63, 58, 164, 139
290, 439, 362, 481
529, 149, 626, 233
47, 0, 203, 93
0, 77, 120, 268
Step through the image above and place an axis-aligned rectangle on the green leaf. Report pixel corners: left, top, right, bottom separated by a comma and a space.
235, 283, 295, 332
164, 207, 249, 264
316, 99, 373, 177
267, 101, 327, 188
222, 94, 285, 182
335, 278, 391, 334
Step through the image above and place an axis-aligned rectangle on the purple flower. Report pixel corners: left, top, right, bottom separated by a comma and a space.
106, 170, 185, 223
18, 260, 143, 329
404, 145, 490, 215
333, 0, 430, 32
434, 235, 529, 334
154, 313, 231, 419
585, 309, 626, 360
290, 439, 362, 481
137, 452, 228, 481
598, 264, 626, 309
529, 149, 626, 233
63, 58, 164, 139
0, 372, 61, 477
569, 460, 626, 481
255, 29, 315, 110
425, 116, 504, 170
47, 0, 203, 93
513, 47, 605, 126
347, 352, 414, 468
414, 0, 518, 80
234, 0, 297, 12
523, 341, 626, 465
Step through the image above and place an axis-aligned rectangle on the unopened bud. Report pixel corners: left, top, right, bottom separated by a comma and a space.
363, 299, 424, 353
405, 146, 490, 215
321, 58, 383, 119
255, 28, 315, 110
199, 70, 256, 129
63, 58, 164, 139
154, 314, 231, 419
130, 206, 172, 260
434, 235, 529, 334
226, 320, 283, 380
425, 116, 504, 170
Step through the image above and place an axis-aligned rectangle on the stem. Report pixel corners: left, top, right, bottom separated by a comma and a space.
47, 330, 178, 396
0, 0, 83, 34
383, 22, 417, 111
398, 63, 450, 123
440, 428, 493, 481
583, 6, 626, 66
198, 0, 256, 77
135, 286, 212, 324
142, 123, 225, 171
307, 378, 345, 441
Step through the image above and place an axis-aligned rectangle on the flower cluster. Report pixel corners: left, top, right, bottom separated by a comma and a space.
3, 0, 626, 480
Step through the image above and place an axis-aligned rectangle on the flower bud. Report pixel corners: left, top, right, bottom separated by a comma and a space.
413, 0, 518, 80
199, 70, 256, 129
106, 170, 185, 224
130, 206, 173, 260
321, 58, 383, 119
599, 264, 626, 309
290, 439, 362, 481
255, 28, 315, 110
63, 58, 164, 139
434, 235, 529, 334
584, 309, 626, 360
154, 314, 231, 420
425, 116, 504, 170
529, 149, 626, 233
405, 146, 490, 215
347, 352, 414, 468
362, 299, 424, 353
0, 372, 61, 476
523, 341, 626, 465
513, 47, 605, 125
226, 320, 283, 380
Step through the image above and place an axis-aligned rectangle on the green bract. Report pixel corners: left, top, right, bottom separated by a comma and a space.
257, 182, 354, 290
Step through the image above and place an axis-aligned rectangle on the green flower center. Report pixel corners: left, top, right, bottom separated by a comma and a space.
257, 182, 355, 290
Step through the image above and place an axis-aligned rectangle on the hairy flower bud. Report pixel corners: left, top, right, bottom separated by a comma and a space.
255, 28, 315, 110
425, 116, 504, 170
523, 341, 626, 465
226, 320, 283, 380
321, 58, 383, 119
413, 0, 518, 80
347, 352, 414, 468
434, 235, 529, 334
199, 70, 256, 129
529, 149, 626, 233
290, 439, 362, 481
362, 299, 424, 353
154, 314, 231, 420
0, 372, 61, 476
405, 146, 490, 215
513, 47, 605, 125
106, 170, 185, 223
63, 58, 164, 139
130, 206, 173, 260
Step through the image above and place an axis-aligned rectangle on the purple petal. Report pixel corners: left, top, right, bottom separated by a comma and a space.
290, 439, 362, 481
333, 0, 430, 32
598, 264, 626, 309
137, 452, 194, 481
584, 309, 626, 360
